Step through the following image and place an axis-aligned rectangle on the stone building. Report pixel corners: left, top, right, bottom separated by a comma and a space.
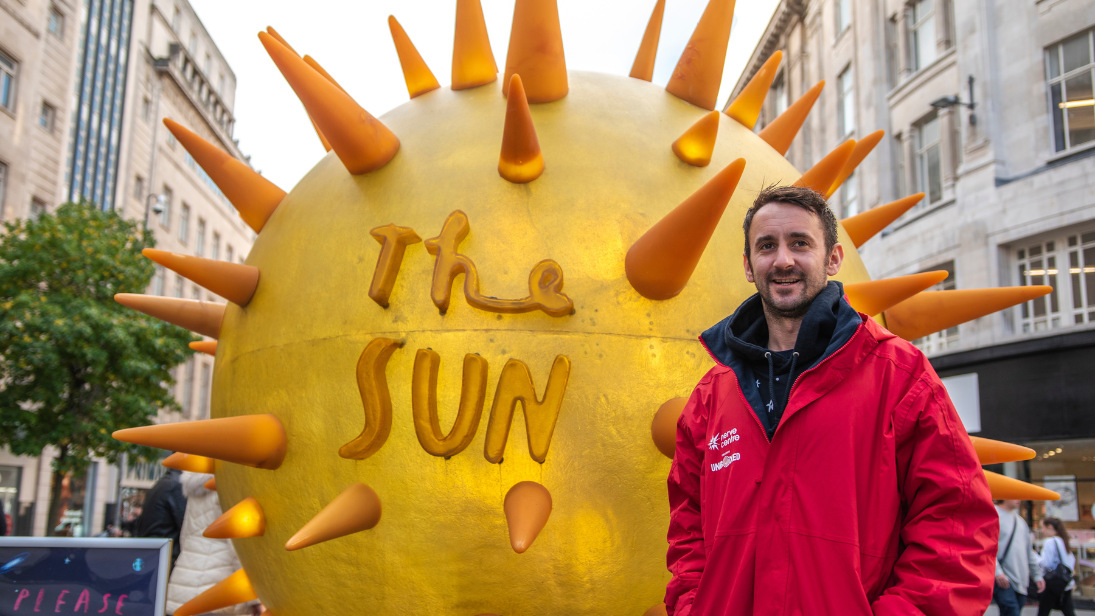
731, 0, 1095, 525
0, 0, 254, 536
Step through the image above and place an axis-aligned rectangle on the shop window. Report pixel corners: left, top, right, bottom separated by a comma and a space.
838, 65, 855, 138
47, 465, 93, 537
910, 0, 936, 72
0, 49, 17, 111
0, 465, 19, 536
1016, 240, 1063, 333
1047, 28, 1095, 153
914, 261, 957, 354
1026, 439, 1095, 529
916, 113, 942, 206
840, 171, 858, 218
835, 0, 851, 36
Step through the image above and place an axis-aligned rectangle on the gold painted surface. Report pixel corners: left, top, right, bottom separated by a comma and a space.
213, 71, 873, 615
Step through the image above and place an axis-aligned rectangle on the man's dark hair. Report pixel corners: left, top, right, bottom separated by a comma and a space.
742, 185, 839, 259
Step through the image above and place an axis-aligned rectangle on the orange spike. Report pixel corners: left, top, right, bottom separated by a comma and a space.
309, 116, 333, 152
883, 286, 1053, 341
174, 569, 257, 616
259, 32, 400, 174
840, 193, 924, 248
263, 29, 333, 152
114, 294, 224, 339
265, 26, 298, 56
793, 139, 856, 195
162, 453, 215, 474
629, 0, 665, 82
301, 56, 347, 93
452, 0, 498, 90
724, 51, 782, 129
498, 74, 544, 183
644, 605, 669, 616
388, 16, 440, 98
204, 477, 217, 491
502, 0, 567, 103
204, 497, 265, 539
672, 111, 721, 167
142, 249, 259, 307
984, 470, 1060, 501
758, 81, 824, 155
162, 119, 286, 234
504, 481, 552, 553
626, 158, 746, 300
827, 130, 883, 197
665, 0, 737, 110
970, 436, 1036, 465
285, 483, 382, 551
651, 397, 687, 459
113, 415, 287, 470
844, 271, 949, 317
190, 340, 217, 356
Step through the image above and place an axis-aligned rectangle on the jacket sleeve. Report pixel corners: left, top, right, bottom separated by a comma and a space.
665, 382, 712, 616
872, 376, 999, 616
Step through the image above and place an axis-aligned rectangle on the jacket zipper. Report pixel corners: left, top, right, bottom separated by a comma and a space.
772, 323, 864, 439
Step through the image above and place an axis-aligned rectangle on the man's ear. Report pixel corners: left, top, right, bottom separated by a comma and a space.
826, 243, 844, 277
743, 252, 754, 283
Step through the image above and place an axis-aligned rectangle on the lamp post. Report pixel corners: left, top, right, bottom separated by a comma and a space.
931, 75, 978, 126
143, 193, 165, 230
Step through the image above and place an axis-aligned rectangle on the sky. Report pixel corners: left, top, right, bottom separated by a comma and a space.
187, 0, 781, 190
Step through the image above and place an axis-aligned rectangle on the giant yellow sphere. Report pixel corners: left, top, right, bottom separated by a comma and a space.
211, 71, 872, 614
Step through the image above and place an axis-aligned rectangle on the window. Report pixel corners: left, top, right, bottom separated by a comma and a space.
760, 71, 788, 132
173, 274, 184, 298
893, 131, 907, 197
191, 285, 200, 301
915, 261, 957, 354
911, 0, 936, 72
211, 232, 220, 260
835, 0, 851, 35
837, 66, 855, 138
178, 203, 190, 243
198, 363, 211, 419
153, 264, 165, 296
217, 74, 225, 96
171, 7, 181, 31
1067, 231, 1095, 325
189, 33, 197, 55
0, 162, 7, 219
141, 96, 151, 121
47, 8, 64, 38
204, 54, 211, 76
196, 219, 206, 256
38, 101, 55, 132
916, 113, 942, 205
30, 197, 46, 219
0, 50, 17, 111
1016, 241, 1063, 333
133, 175, 144, 200
885, 16, 900, 89
181, 359, 195, 415
225, 245, 233, 263
1047, 29, 1095, 153
167, 132, 177, 149
840, 171, 859, 218
160, 186, 173, 228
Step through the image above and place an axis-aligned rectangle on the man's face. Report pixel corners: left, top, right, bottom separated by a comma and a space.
744, 201, 843, 319
1002, 499, 1021, 511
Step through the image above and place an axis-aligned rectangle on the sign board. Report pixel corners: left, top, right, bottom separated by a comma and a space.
0, 538, 171, 616
940, 373, 981, 434
1043, 475, 1081, 522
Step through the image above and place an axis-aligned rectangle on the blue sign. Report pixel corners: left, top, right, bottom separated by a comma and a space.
0, 538, 171, 616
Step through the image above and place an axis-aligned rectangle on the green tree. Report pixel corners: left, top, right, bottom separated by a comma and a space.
0, 202, 194, 535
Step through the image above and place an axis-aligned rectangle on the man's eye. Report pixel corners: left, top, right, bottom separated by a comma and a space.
760, 243, 774, 250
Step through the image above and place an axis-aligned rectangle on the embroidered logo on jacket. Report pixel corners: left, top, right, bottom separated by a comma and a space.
708, 428, 741, 472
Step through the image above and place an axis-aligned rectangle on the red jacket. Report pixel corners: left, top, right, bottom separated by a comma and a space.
666, 309, 997, 615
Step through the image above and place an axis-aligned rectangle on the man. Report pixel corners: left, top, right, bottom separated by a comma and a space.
136, 466, 187, 566
993, 500, 1043, 616
665, 186, 998, 615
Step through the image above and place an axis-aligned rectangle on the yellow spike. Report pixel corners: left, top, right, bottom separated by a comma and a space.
204, 477, 217, 491
265, 26, 297, 55
629, 0, 665, 82
758, 81, 824, 156
162, 452, 215, 474
883, 286, 1053, 341
671, 111, 721, 167
844, 271, 949, 317
840, 193, 924, 248
665, 0, 737, 110
452, 0, 498, 90
644, 605, 669, 616
204, 497, 265, 539
190, 340, 217, 356
502, 0, 567, 103
173, 569, 257, 616
504, 481, 552, 553
793, 139, 856, 195
142, 249, 259, 307
162, 119, 286, 234
970, 436, 1036, 465
626, 159, 746, 300
259, 32, 400, 174
984, 470, 1060, 501
113, 415, 287, 470
114, 294, 224, 339
285, 483, 382, 551
498, 74, 544, 183
724, 51, 782, 129
388, 16, 440, 98
827, 130, 884, 198
651, 397, 687, 459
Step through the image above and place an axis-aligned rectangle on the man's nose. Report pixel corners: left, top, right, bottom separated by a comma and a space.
774, 244, 795, 268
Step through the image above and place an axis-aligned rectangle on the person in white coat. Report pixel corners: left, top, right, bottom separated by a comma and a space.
166, 472, 261, 616
1037, 517, 1077, 616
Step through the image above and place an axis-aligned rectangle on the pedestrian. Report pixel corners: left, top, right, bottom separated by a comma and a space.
664, 185, 998, 616
1037, 517, 1077, 616
166, 472, 262, 616
994, 499, 1043, 616
135, 466, 187, 566
0, 496, 7, 536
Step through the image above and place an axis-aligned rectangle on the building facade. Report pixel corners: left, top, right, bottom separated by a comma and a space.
732, 0, 1095, 527
0, 0, 254, 536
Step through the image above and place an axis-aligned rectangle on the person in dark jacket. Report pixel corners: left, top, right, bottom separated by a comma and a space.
0, 496, 7, 536
665, 185, 998, 616
135, 467, 187, 565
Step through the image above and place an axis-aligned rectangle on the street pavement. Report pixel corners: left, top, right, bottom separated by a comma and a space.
984, 605, 1095, 615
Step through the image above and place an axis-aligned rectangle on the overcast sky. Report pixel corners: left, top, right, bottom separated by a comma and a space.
187, 0, 780, 190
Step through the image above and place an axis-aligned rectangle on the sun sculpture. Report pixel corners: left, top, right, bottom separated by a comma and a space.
111, 1, 1060, 614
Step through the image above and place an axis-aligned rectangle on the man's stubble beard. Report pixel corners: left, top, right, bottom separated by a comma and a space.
752, 264, 829, 321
